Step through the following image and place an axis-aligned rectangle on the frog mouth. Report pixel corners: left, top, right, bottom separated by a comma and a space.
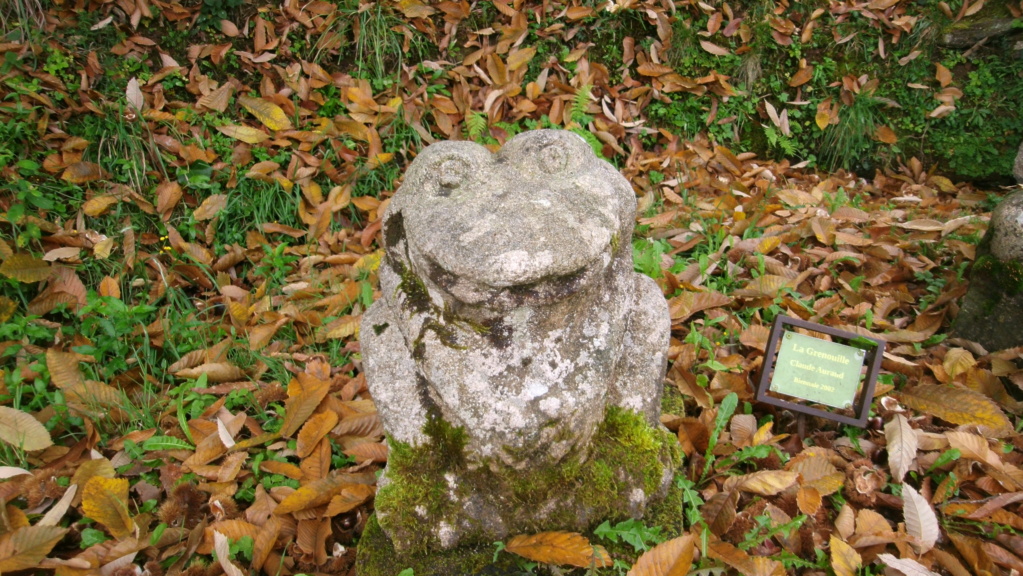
419, 249, 610, 309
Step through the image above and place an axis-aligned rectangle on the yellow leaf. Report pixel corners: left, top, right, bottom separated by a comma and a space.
69, 458, 115, 505
61, 161, 104, 184
897, 384, 1011, 432
755, 237, 781, 254
815, 111, 830, 130
737, 470, 799, 495
82, 476, 134, 538
83, 195, 119, 217
943, 348, 976, 379
627, 534, 695, 576
366, 153, 393, 169
237, 94, 293, 131
507, 46, 537, 71
217, 124, 270, 144
0, 295, 15, 323
830, 535, 861, 576
0, 525, 68, 572
258, 460, 303, 479
93, 237, 115, 259
322, 317, 359, 340
0, 253, 51, 283
929, 175, 956, 193
193, 194, 228, 221
274, 475, 350, 515
354, 250, 383, 273
505, 532, 612, 568
398, 0, 436, 18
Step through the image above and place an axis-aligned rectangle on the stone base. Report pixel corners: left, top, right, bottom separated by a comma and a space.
952, 253, 1023, 351
361, 406, 682, 556
356, 515, 523, 576
356, 474, 688, 576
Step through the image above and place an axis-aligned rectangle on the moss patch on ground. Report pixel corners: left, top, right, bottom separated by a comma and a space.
358, 406, 682, 573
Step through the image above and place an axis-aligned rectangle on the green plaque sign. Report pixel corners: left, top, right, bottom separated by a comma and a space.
770, 331, 865, 409
755, 315, 885, 427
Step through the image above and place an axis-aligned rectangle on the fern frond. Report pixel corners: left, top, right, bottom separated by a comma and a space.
571, 84, 593, 125
466, 111, 488, 141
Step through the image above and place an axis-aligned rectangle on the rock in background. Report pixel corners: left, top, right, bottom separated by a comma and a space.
952, 190, 1023, 350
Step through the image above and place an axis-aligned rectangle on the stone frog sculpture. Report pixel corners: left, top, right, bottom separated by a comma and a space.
359, 130, 676, 556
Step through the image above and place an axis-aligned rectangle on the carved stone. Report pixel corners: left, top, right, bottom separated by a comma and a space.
953, 190, 1023, 351
357, 130, 677, 567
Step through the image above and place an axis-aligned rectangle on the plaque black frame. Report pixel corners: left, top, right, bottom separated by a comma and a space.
755, 314, 885, 427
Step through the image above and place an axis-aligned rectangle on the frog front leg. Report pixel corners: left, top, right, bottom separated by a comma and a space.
361, 297, 431, 447
608, 273, 671, 426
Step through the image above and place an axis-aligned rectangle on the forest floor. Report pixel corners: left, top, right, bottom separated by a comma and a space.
1, 0, 1022, 574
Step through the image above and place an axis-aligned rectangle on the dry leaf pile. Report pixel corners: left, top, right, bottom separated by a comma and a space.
0, 0, 1021, 574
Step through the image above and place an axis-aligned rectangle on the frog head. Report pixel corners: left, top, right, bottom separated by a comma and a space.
383, 130, 636, 310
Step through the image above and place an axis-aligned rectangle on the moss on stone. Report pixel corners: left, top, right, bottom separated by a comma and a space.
360, 406, 683, 572
973, 254, 1023, 300
396, 261, 433, 316
589, 479, 688, 566
357, 514, 520, 576
660, 382, 687, 418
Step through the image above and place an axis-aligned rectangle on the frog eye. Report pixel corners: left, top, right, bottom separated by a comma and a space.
436, 157, 470, 195
540, 144, 570, 173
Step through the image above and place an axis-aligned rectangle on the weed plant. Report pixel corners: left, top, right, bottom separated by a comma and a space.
0, 0, 43, 41
820, 94, 884, 173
